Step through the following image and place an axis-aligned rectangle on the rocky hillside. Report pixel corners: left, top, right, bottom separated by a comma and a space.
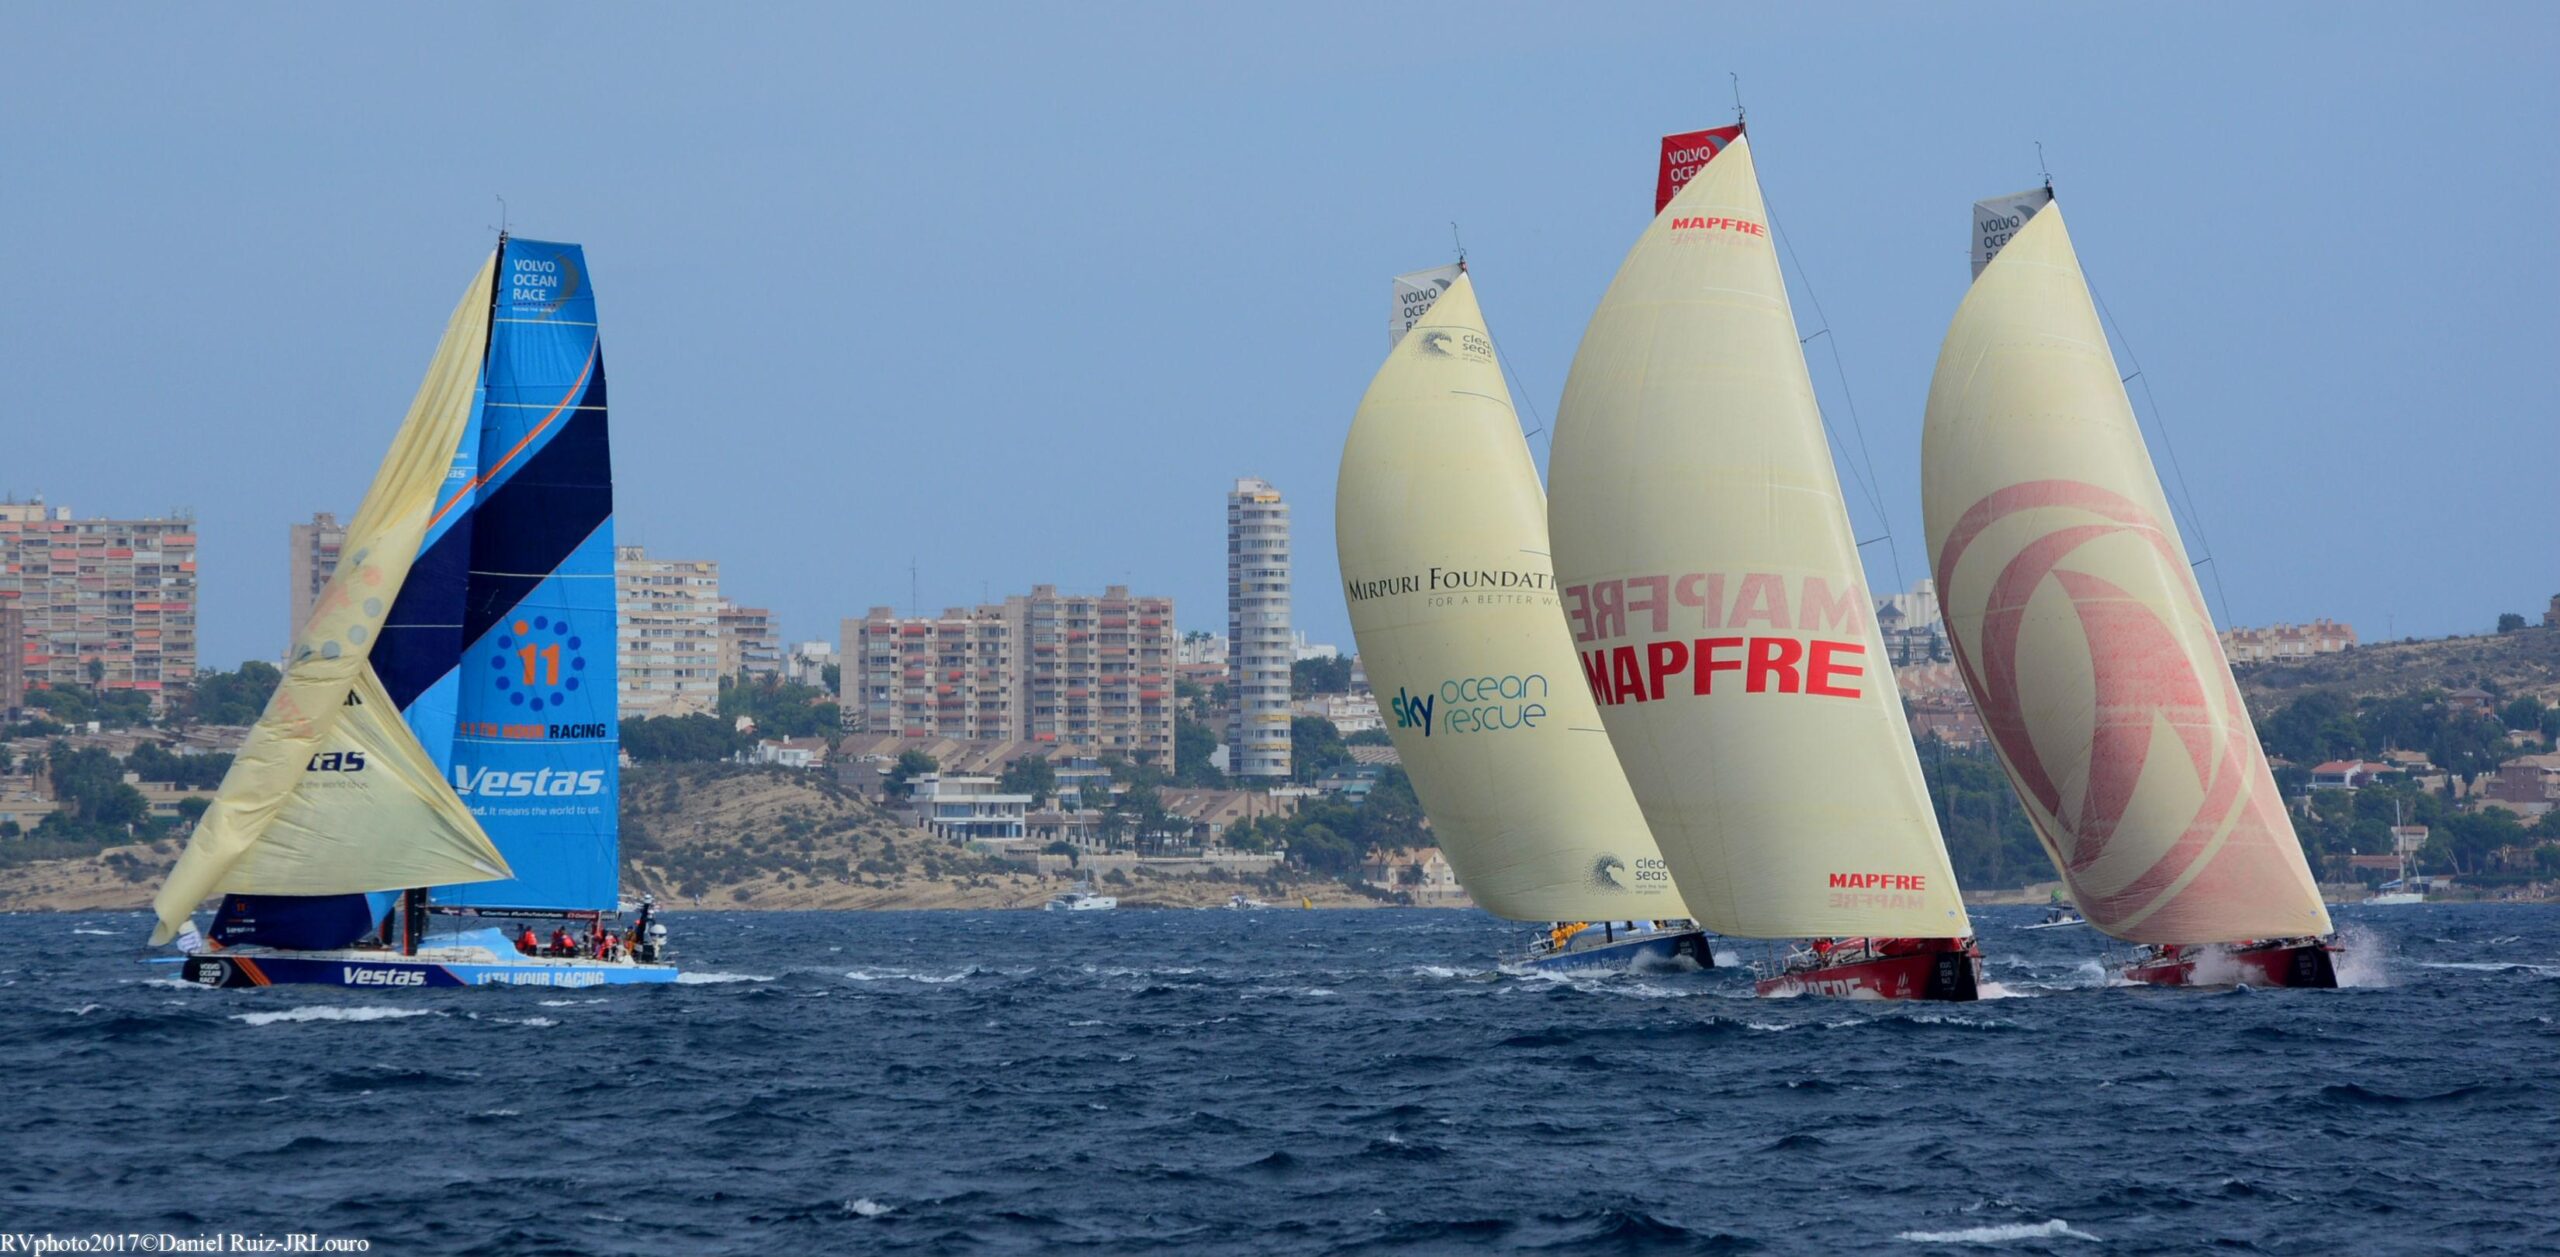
0, 763, 1380, 913
2236, 628, 2560, 709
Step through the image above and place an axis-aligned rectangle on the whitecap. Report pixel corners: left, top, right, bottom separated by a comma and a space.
1896, 1218, 2097, 1244
675, 971, 775, 984
71, 928, 116, 936
845, 1198, 893, 1218
843, 968, 966, 984
232, 1006, 435, 1027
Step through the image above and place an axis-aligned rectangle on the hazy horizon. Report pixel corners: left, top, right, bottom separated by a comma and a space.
4, 5, 2552, 672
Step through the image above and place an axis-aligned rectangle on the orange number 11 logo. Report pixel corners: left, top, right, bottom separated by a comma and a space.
518, 643, 561, 687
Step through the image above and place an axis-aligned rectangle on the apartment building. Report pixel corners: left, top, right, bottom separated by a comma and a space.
286, 511, 346, 646
844, 584, 1176, 766
717, 604, 783, 681
0, 498, 198, 704
2221, 619, 2358, 664
615, 545, 724, 717
0, 604, 22, 712
845, 604, 1019, 741
1227, 477, 1291, 779
1018, 584, 1175, 765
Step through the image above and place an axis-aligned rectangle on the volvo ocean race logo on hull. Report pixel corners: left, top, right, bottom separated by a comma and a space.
452, 766, 607, 798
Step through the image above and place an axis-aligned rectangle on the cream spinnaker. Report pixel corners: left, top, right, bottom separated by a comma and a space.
1546, 135, 1971, 939
1920, 203, 2329, 943
150, 257, 512, 944
1337, 273, 1686, 921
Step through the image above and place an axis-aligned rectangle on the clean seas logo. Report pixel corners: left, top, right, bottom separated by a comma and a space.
1415, 328, 1494, 363
508, 250, 583, 319
490, 615, 590, 715
1593, 854, 1674, 892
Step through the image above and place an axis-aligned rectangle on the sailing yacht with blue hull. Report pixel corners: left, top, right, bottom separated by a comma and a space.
156, 237, 674, 988
1530, 922, 1717, 973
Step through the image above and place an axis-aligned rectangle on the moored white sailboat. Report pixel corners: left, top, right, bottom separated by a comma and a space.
1545, 129, 1979, 999
153, 237, 675, 988
1339, 266, 1708, 974
1921, 190, 2338, 989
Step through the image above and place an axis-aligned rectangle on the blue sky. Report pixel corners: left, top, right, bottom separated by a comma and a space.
3, 5, 2552, 671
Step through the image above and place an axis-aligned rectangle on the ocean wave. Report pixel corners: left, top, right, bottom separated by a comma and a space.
1896, 1218, 2097, 1243
844, 966, 971, 984
674, 971, 776, 984
231, 1006, 436, 1027
845, 1198, 893, 1218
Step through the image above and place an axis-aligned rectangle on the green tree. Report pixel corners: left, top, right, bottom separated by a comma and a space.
888, 749, 940, 790
182, 661, 282, 726
2498, 696, 2546, 733
1173, 716, 1225, 786
821, 662, 841, 695
1291, 656, 1353, 697
2496, 612, 2527, 633
1345, 728, 1392, 747
621, 713, 749, 763
997, 755, 1056, 805
1290, 716, 1351, 784
716, 673, 841, 738
173, 795, 212, 828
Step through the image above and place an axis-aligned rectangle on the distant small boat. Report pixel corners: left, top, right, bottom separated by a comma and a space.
2023, 905, 2089, 931
1224, 893, 1270, 911
1045, 882, 1117, 912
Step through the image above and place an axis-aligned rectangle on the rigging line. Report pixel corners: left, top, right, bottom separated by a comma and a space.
2086, 280, 2237, 628
1761, 181, 1907, 596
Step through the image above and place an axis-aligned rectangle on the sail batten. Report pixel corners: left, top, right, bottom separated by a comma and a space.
1337, 274, 1684, 921
150, 257, 513, 944
1547, 135, 1971, 940
1921, 204, 2329, 943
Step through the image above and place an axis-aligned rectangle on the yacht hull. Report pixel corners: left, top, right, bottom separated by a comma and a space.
2121, 938, 2339, 988
1753, 940, 1980, 1001
180, 949, 678, 989
1526, 928, 1715, 973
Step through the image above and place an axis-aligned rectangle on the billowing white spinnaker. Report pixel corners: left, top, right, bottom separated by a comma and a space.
1545, 135, 1969, 939
1921, 204, 2329, 944
1337, 272, 1685, 922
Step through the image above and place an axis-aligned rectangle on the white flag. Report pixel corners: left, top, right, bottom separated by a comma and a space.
1972, 186, 2054, 278
1390, 264, 1465, 346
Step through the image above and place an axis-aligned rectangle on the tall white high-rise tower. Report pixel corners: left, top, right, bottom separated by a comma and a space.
1226, 477, 1292, 779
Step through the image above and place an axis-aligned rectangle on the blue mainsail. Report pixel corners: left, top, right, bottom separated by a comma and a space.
431, 237, 620, 912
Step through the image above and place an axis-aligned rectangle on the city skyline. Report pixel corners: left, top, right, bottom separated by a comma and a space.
3, 8, 2552, 672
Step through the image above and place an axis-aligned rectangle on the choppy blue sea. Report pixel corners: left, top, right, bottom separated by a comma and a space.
3, 905, 2554, 1255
